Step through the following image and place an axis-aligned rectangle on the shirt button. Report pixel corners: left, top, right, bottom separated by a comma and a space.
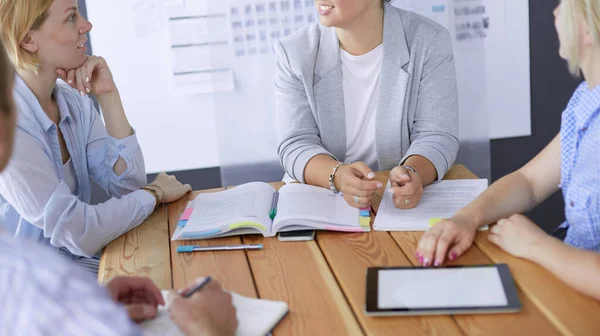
570, 201, 575, 207
581, 126, 588, 132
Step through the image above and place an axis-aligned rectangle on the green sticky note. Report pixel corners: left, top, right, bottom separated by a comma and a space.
428, 218, 443, 228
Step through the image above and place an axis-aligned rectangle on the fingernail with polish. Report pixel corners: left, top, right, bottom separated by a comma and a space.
367, 172, 375, 179
68, 80, 73, 84
434, 261, 441, 267
419, 256, 424, 264
415, 251, 420, 259
86, 77, 90, 83
80, 91, 85, 97
86, 87, 90, 93
376, 182, 383, 188
423, 258, 429, 266
450, 252, 457, 261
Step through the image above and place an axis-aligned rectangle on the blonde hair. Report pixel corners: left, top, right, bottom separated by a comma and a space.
0, 0, 54, 71
558, 0, 600, 75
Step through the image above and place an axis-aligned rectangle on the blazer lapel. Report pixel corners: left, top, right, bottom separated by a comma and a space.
313, 25, 347, 161
376, 4, 411, 169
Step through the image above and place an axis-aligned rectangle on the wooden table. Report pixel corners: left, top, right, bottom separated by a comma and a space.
99, 165, 600, 336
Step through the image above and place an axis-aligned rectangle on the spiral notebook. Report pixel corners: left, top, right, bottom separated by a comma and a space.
140, 291, 289, 336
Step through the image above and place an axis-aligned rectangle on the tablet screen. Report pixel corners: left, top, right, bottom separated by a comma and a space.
378, 267, 508, 309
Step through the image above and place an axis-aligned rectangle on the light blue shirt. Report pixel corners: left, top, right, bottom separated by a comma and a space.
0, 75, 155, 257
560, 82, 600, 250
0, 233, 141, 336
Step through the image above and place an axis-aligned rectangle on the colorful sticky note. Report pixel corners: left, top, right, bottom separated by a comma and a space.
359, 217, 371, 228
429, 218, 443, 228
180, 208, 194, 221
177, 220, 188, 228
360, 210, 370, 217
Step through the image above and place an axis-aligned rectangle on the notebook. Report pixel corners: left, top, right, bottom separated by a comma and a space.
140, 291, 289, 336
373, 180, 489, 231
172, 182, 371, 240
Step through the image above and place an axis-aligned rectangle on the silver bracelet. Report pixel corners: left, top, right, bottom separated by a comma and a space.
329, 162, 347, 194
403, 165, 418, 176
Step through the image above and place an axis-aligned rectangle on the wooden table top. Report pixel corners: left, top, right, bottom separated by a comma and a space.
99, 165, 600, 335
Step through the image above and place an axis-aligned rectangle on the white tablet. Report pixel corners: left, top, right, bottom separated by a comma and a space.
365, 264, 521, 316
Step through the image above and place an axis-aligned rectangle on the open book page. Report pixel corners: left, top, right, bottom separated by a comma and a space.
374, 180, 488, 231
140, 291, 288, 336
173, 182, 275, 239
272, 184, 360, 232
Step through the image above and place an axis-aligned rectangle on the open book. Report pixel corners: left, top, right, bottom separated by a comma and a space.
172, 182, 371, 240
373, 180, 489, 231
140, 291, 289, 336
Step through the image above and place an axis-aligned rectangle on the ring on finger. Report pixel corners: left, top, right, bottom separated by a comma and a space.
404, 199, 410, 205
353, 195, 360, 204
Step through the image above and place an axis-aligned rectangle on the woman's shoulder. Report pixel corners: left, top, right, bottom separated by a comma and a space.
392, 6, 451, 45
276, 22, 322, 58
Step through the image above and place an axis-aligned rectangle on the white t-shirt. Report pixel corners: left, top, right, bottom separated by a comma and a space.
341, 44, 383, 171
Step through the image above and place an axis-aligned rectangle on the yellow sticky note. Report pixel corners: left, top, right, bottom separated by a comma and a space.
359, 217, 371, 228
428, 218, 443, 228
229, 222, 267, 232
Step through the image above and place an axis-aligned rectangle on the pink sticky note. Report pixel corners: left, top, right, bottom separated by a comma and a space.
180, 208, 194, 221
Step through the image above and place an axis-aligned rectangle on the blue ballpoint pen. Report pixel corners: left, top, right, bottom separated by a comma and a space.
177, 244, 263, 253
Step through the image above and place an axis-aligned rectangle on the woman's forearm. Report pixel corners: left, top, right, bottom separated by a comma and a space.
529, 237, 600, 301
456, 171, 539, 230
304, 154, 339, 188
96, 90, 133, 140
96, 90, 133, 176
403, 155, 437, 186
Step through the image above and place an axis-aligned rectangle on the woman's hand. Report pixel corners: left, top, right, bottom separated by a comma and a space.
147, 172, 192, 204
105, 276, 165, 323
416, 215, 478, 266
56, 55, 116, 97
488, 214, 549, 259
334, 162, 382, 208
389, 166, 423, 209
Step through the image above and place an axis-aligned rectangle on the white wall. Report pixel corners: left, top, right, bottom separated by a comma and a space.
87, 0, 221, 173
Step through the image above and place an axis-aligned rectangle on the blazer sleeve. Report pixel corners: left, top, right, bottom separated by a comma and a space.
401, 29, 460, 181
274, 40, 335, 183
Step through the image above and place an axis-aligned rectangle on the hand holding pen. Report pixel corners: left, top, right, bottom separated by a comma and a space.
169, 277, 239, 336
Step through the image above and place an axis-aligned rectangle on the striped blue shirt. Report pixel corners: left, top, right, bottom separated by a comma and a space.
560, 82, 600, 250
0, 233, 141, 336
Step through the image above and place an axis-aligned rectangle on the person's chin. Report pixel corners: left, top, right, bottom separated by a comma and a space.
318, 16, 340, 27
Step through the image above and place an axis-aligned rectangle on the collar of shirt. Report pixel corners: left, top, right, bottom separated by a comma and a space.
14, 74, 73, 132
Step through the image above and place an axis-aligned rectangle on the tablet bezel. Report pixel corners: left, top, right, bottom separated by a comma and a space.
365, 264, 521, 316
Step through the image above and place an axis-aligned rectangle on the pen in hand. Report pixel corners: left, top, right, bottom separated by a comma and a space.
180, 276, 213, 298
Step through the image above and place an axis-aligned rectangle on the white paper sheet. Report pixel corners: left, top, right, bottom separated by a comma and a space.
373, 180, 488, 231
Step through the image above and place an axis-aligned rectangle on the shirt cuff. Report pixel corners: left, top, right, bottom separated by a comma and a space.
131, 189, 157, 217
108, 128, 141, 157
401, 145, 449, 182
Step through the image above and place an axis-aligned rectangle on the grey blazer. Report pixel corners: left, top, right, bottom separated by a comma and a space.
275, 3, 459, 183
